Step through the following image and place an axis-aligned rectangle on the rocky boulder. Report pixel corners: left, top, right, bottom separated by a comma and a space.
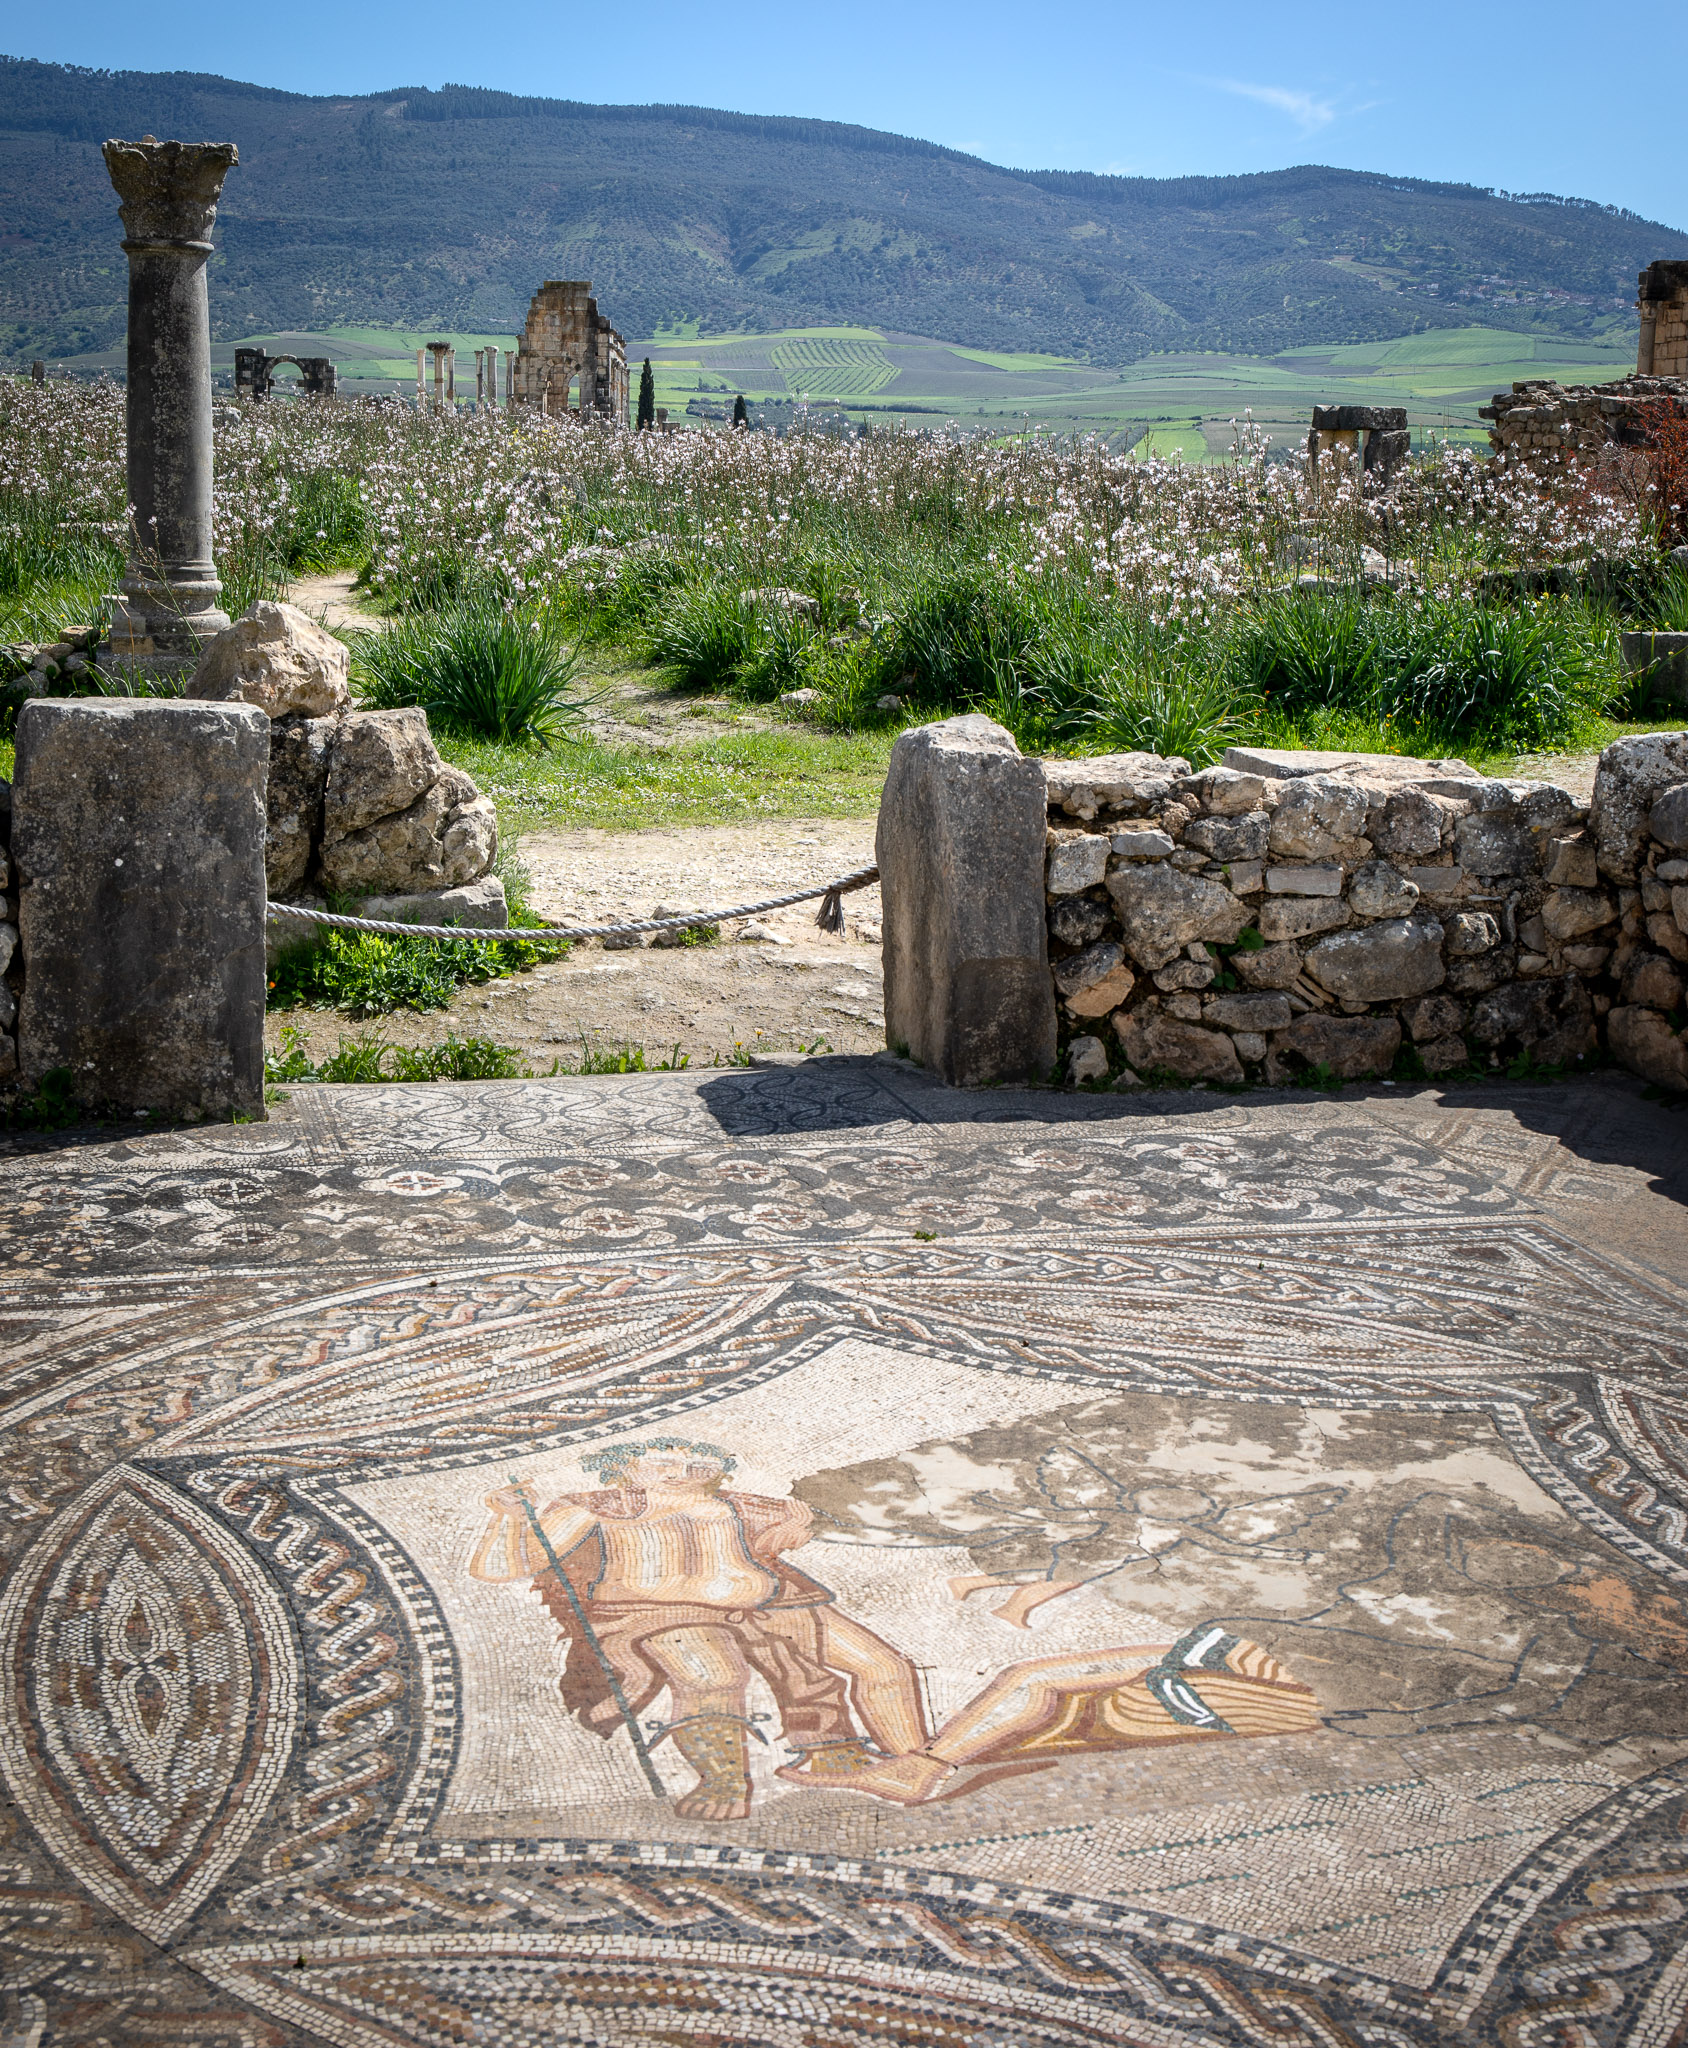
1469, 976, 1595, 1067
1607, 1006, 1688, 1091
320, 766, 497, 896
1266, 1013, 1401, 1082
1115, 1008, 1244, 1084
323, 709, 442, 839
187, 600, 350, 719
1267, 776, 1370, 859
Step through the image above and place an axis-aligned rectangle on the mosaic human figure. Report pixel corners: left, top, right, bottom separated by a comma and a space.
471, 1438, 930, 1821
793, 1625, 1319, 1803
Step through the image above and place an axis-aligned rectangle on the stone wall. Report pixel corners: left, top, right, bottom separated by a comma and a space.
1639, 260, 1688, 381
0, 777, 16, 1088
510, 281, 629, 423
1043, 738, 1688, 1092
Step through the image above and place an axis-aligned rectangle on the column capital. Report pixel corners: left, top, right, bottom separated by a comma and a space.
102, 138, 238, 249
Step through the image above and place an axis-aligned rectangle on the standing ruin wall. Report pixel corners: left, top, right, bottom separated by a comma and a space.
510, 282, 628, 422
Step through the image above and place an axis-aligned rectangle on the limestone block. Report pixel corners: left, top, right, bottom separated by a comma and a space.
1204, 991, 1293, 1032
13, 699, 267, 1117
1542, 832, 1599, 888
1266, 864, 1343, 896
1190, 767, 1265, 814
1232, 941, 1303, 990
324, 709, 442, 840
1401, 993, 1466, 1042
1540, 888, 1617, 942
1182, 811, 1269, 862
1116, 1009, 1243, 1084
1622, 953, 1685, 1012
1446, 945, 1518, 996
1054, 941, 1125, 1000
1304, 918, 1445, 1003
1267, 1013, 1401, 1081
265, 712, 335, 896
879, 716, 1055, 1087
1446, 911, 1502, 957
1561, 944, 1611, 975
1066, 1035, 1110, 1084
1109, 829, 1176, 859
1418, 1034, 1469, 1076
1371, 790, 1449, 862
1591, 732, 1688, 880
187, 599, 350, 718
1456, 810, 1534, 879
1042, 753, 1183, 819
1469, 975, 1595, 1066
1153, 958, 1216, 993
1650, 782, 1688, 848
1677, 885, 1688, 936
1267, 777, 1370, 859
1105, 864, 1252, 970
320, 772, 498, 896
1231, 1031, 1267, 1063
1258, 897, 1349, 943
1514, 784, 1581, 832
1227, 861, 1264, 896
1404, 865, 1466, 901
1065, 963, 1135, 1018
357, 876, 509, 929
1050, 896, 1111, 949
1607, 1005, 1688, 1091
1650, 912, 1688, 964
1348, 862, 1420, 920
1046, 835, 1111, 895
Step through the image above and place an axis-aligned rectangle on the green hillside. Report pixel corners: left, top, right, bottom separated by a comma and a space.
0, 56, 1682, 369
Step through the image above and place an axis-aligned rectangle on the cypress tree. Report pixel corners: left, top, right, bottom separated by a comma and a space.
636, 357, 656, 430
732, 392, 748, 429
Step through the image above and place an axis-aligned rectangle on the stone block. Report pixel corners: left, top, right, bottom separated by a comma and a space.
1304, 917, 1445, 1003
1469, 975, 1595, 1066
1227, 861, 1264, 896
1066, 1035, 1110, 1084
1608, 1005, 1688, 1091
1446, 944, 1519, 996
879, 716, 1055, 1087
1267, 1012, 1401, 1081
1116, 1009, 1243, 1084
357, 876, 509, 929
1183, 812, 1270, 862
1204, 991, 1293, 1032
1591, 732, 1688, 880
1401, 992, 1466, 1042
1232, 940, 1304, 990
1190, 767, 1265, 814
1054, 940, 1125, 999
1446, 911, 1502, 957
1065, 963, 1135, 1018
1650, 782, 1688, 849
1049, 896, 1111, 949
1042, 752, 1183, 819
1542, 832, 1599, 888
1105, 864, 1252, 969
187, 599, 350, 719
1046, 835, 1110, 895
323, 708, 442, 839
1258, 896, 1349, 943
1403, 865, 1466, 900
320, 772, 498, 897
265, 712, 334, 896
1540, 888, 1617, 942
1418, 1034, 1468, 1076
1348, 861, 1420, 920
1371, 791, 1449, 862
1265, 864, 1343, 896
13, 698, 266, 1116
1154, 957, 1216, 992
1109, 829, 1176, 859
1649, 911, 1688, 964
1456, 810, 1534, 878
1268, 777, 1370, 859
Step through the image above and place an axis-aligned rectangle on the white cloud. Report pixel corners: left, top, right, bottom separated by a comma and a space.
1209, 78, 1338, 132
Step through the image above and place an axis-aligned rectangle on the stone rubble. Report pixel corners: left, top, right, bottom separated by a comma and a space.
1041, 737, 1688, 1091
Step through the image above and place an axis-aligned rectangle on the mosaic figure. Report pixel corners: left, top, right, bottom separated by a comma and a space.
472, 1437, 931, 1819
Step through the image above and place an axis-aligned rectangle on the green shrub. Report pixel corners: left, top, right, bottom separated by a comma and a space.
350, 596, 588, 745
266, 1025, 533, 1083
268, 924, 558, 1017
644, 582, 758, 691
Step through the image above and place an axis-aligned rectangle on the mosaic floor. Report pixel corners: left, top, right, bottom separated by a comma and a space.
3, 1056, 1688, 2048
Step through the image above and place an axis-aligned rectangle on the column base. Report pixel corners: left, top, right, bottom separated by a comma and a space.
103, 591, 232, 673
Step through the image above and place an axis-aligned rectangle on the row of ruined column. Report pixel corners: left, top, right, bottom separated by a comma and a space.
413, 343, 513, 411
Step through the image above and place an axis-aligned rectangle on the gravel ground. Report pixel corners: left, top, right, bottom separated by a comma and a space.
265, 817, 886, 1069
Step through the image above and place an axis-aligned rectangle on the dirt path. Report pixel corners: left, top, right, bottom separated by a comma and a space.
266, 817, 886, 1069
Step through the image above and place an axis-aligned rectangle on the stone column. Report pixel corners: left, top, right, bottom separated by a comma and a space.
415, 348, 426, 405
446, 347, 456, 405
102, 136, 239, 670
503, 349, 514, 412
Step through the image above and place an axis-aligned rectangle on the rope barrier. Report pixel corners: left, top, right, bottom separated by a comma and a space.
265, 864, 881, 945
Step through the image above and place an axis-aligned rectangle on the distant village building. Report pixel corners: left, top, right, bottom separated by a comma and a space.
511, 282, 628, 421
1482, 260, 1688, 468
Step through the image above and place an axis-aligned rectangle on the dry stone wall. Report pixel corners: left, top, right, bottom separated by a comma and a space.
1043, 739, 1688, 1093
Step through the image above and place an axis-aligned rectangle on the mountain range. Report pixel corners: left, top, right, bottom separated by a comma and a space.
2, 55, 1684, 365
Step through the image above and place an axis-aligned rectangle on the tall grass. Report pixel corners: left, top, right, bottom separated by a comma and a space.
350, 595, 590, 745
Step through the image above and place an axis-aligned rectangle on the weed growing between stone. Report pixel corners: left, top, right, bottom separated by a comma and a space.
264, 1023, 696, 1083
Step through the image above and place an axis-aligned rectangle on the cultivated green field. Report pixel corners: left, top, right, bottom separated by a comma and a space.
45, 318, 1638, 453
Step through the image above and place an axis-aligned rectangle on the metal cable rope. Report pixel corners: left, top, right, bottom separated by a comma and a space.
264, 864, 881, 944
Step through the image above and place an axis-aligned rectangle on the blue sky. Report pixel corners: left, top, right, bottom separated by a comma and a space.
10, 0, 1685, 229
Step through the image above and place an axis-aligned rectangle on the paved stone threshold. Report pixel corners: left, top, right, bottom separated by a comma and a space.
2, 1064, 1686, 2047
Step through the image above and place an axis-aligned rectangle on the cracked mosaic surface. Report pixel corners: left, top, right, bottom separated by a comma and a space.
3, 1057, 1687, 2047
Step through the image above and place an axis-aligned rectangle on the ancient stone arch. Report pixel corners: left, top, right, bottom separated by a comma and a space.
510, 282, 628, 422
234, 348, 337, 401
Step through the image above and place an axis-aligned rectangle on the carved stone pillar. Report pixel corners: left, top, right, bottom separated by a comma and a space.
101, 137, 239, 668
